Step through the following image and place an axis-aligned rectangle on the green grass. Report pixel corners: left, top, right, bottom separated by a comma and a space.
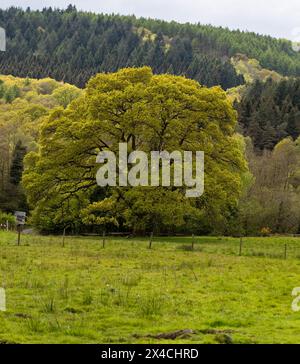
1, 230, 300, 343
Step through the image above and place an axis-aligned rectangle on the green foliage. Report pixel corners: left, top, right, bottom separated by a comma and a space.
0, 210, 15, 226
231, 54, 282, 84
0, 81, 21, 103
238, 137, 300, 235
52, 85, 82, 108
0, 75, 81, 213
23, 67, 246, 234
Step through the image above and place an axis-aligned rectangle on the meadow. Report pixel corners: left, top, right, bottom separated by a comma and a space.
1, 231, 300, 344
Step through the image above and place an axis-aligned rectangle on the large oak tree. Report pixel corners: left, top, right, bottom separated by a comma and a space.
23, 67, 246, 234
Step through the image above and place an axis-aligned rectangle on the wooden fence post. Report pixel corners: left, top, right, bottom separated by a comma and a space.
284, 244, 287, 260
17, 225, 21, 246
239, 237, 243, 256
192, 234, 195, 250
149, 232, 153, 249
102, 231, 106, 248
62, 227, 66, 247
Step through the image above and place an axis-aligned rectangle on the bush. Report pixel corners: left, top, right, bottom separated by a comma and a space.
260, 227, 272, 237
0, 211, 16, 228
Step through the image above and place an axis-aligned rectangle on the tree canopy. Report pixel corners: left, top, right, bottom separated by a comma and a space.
23, 67, 246, 234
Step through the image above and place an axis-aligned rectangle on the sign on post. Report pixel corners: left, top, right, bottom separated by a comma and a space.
15, 211, 26, 226
14, 211, 26, 245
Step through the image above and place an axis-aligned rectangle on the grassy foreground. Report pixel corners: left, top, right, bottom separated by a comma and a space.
0, 231, 300, 344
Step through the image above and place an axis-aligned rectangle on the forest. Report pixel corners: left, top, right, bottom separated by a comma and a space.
0, 5, 244, 89
0, 5, 299, 88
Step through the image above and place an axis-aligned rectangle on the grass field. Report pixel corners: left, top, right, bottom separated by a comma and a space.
1, 230, 300, 344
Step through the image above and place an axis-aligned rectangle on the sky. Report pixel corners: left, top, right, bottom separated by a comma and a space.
2, 0, 300, 41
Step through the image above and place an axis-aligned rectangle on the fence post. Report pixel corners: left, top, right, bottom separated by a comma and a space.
284, 244, 287, 260
62, 227, 66, 247
17, 225, 21, 246
149, 232, 153, 249
102, 231, 106, 248
239, 237, 243, 256
192, 234, 195, 250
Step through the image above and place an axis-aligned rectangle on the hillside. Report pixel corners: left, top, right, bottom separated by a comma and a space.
1, 5, 300, 89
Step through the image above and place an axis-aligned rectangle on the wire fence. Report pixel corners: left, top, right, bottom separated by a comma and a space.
175, 237, 300, 260
66, 233, 300, 261
2, 230, 300, 261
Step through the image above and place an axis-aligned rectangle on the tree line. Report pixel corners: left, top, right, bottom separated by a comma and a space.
1, 6, 300, 90
0, 5, 272, 90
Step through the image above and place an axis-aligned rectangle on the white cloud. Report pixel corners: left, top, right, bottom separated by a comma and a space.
3, 0, 300, 39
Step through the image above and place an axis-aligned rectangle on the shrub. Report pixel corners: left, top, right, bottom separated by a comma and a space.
260, 227, 272, 237
0, 211, 15, 228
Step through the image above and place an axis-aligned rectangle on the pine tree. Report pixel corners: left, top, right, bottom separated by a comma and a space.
10, 141, 27, 186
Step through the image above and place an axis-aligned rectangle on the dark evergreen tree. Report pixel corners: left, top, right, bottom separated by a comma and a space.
238, 78, 300, 150
10, 140, 27, 185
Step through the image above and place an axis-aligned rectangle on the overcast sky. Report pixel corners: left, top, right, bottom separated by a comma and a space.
2, 0, 300, 40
